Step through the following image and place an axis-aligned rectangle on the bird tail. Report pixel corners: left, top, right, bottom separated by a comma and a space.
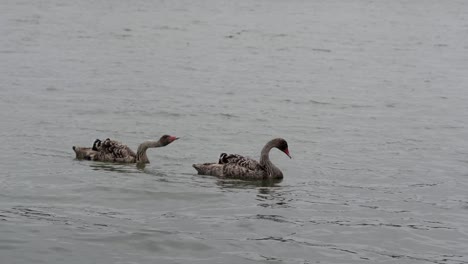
192, 163, 224, 176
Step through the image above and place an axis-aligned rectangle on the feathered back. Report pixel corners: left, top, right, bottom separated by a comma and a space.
94, 138, 137, 163
218, 153, 263, 171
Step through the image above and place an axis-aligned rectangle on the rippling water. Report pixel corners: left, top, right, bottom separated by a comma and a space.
1, 0, 468, 263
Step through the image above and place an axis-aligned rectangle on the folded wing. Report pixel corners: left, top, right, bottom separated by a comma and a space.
95, 138, 137, 162
218, 153, 263, 171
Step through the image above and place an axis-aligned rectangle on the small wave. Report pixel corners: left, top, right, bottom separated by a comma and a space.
271, 33, 288, 38
0, 206, 84, 227
247, 236, 365, 259
294, 46, 332, 53
252, 214, 293, 224
217, 113, 239, 119
340, 104, 374, 109
280, 99, 332, 105
74, 230, 212, 252
154, 25, 187, 31
308, 218, 455, 231
215, 178, 282, 188
311, 48, 332, 53
45, 86, 60, 92
409, 183, 441, 188
309, 99, 331, 105
155, 110, 182, 117
88, 163, 141, 174
365, 249, 467, 264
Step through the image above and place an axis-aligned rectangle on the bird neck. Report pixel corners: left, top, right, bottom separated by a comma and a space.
136, 140, 162, 163
259, 141, 283, 179
259, 143, 273, 166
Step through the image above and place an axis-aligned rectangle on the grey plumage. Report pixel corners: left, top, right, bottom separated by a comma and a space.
72, 146, 97, 160
218, 153, 263, 171
94, 138, 137, 163
193, 138, 291, 180
73, 135, 178, 164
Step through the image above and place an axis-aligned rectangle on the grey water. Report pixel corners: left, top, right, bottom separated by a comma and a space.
1, 0, 468, 263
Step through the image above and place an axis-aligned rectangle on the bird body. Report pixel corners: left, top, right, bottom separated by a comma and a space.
193, 138, 291, 180
93, 138, 137, 163
73, 135, 178, 164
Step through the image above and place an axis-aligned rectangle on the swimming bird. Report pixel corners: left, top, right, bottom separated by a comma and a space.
193, 138, 291, 180
73, 135, 178, 164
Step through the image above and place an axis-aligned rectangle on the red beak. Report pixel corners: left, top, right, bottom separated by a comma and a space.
284, 148, 292, 159
169, 136, 179, 142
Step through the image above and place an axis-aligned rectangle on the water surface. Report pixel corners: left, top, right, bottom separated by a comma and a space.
1, 0, 468, 263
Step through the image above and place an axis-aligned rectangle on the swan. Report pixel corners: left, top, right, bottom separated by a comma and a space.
73, 135, 178, 164
193, 138, 291, 180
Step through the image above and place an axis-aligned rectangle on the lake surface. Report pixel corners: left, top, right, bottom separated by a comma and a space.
1, 0, 468, 263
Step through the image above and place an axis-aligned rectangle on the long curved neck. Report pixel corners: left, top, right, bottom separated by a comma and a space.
136, 140, 162, 163
259, 141, 283, 179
